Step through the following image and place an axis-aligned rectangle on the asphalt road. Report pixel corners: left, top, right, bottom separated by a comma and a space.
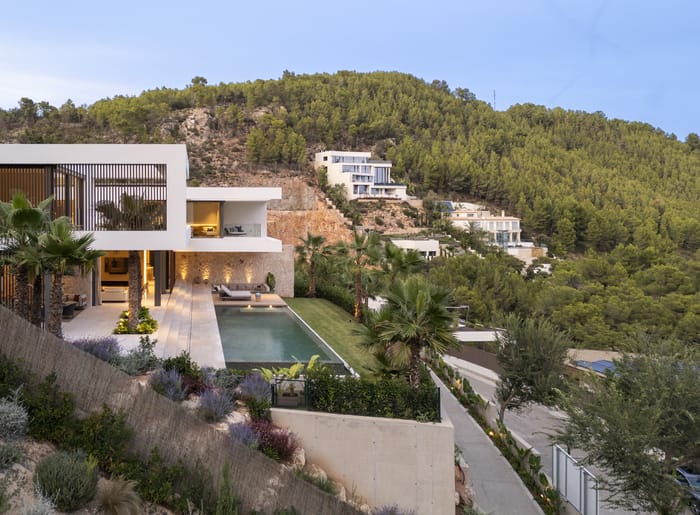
443, 355, 639, 515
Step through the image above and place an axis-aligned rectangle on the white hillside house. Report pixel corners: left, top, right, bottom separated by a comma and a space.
314, 150, 407, 201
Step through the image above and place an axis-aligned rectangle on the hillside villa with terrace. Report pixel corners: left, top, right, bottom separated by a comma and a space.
314, 150, 407, 200
0, 144, 294, 367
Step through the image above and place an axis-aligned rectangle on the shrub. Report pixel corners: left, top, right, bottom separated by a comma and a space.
294, 468, 337, 494
238, 372, 270, 401
69, 336, 122, 363
77, 406, 133, 474
246, 397, 271, 422
215, 463, 239, 515
374, 505, 417, 515
198, 389, 234, 422
150, 368, 185, 401
20, 487, 55, 515
164, 351, 205, 395
211, 369, 243, 398
118, 336, 161, 375
0, 389, 28, 439
24, 374, 77, 444
0, 354, 26, 398
229, 422, 259, 448
250, 420, 298, 462
114, 307, 158, 334
34, 450, 98, 511
133, 447, 185, 506
98, 478, 143, 515
0, 442, 22, 469
163, 350, 201, 379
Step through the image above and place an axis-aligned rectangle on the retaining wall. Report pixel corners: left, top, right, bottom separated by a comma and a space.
272, 408, 455, 515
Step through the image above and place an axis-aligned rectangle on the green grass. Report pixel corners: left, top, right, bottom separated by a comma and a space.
284, 298, 381, 378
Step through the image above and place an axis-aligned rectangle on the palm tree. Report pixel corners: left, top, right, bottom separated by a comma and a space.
40, 218, 102, 338
0, 193, 52, 321
295, 232, 327, 298
334, 231, 381, 321
95, 194, 163, 332
381, 241, 424, 288
363, 275, 457, 388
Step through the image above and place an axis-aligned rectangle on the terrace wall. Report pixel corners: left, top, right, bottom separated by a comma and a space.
0, 306, 358, 514
272, 408, 455, 515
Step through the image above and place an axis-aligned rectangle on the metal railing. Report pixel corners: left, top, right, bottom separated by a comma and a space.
552, 444, 599, 515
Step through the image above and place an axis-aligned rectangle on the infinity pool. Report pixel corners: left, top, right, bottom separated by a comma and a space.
215, 306, 344, 370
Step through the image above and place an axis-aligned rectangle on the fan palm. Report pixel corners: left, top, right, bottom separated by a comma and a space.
0, 193, 52, 321
334, 231, 381, 321
40, 217, 102, 337
295, 232, 328, 298
381, 241, 424, 288
363, 275, 457, 388
95, 194, 163, 332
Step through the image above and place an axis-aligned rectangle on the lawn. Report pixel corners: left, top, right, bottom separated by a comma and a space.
284, 297, 381, 378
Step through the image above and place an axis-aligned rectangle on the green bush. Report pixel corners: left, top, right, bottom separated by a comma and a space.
316, 280, 354, 316
118, 335, 161, 375
306, 366, 440, 422
34, 450, 98, 511
131, 447, 185, 507
0, 442, 22, 469
76, 406, 133, 474
24, 373, 78, 445
163, 350, 201, 380
0, 354, 26, 398
114, 307, 159, 334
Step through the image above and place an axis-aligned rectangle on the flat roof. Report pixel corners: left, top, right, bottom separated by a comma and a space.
0, 144, 188, 164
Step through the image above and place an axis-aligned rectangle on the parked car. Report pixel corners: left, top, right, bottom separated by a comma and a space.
675, 466, 700, 514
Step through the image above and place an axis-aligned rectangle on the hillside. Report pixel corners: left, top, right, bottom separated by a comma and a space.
2, 71, 699, 255
2, 71, 700, 348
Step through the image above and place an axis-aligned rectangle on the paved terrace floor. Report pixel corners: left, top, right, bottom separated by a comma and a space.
62, 282, 285, 369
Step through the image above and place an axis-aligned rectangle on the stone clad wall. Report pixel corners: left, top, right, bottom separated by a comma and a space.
0, 306, 359, 514
176, 245, 294, 297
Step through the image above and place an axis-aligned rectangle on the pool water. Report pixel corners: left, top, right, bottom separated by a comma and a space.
215, 306, 342, 368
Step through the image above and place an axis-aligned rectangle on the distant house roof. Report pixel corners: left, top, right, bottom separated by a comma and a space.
574, 359, 615, 375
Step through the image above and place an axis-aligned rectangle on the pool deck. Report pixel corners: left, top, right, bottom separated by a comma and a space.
62, 281, 286, 369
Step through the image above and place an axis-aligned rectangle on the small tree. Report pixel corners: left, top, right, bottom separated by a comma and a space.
495, 314, 569, 423
554, 341, 700, 514
295, 232, 327, 298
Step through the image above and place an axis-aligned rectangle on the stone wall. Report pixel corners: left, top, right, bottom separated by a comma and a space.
268, 200, 352, 246
175, 245, 295, 297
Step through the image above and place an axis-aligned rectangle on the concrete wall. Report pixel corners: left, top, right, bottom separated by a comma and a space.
176, 244, 294, 296
272, 409, 455, 515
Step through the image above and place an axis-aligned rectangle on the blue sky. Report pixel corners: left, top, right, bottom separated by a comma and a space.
1, 0, 697, 138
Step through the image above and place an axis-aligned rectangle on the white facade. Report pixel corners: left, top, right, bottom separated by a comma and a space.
391, 239, 440, 260
314, 150, 407, 201
0, 145, 282, 254
447, 202, 521, 247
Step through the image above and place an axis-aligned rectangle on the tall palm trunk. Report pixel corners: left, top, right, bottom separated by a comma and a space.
127, 250, 141, 332
46, 272, 64, 338
30, 275, 43, 327
408, 342, 422, 389
308, 259, 317, 298
13, 265, 30, 321
354, 268, 362, 321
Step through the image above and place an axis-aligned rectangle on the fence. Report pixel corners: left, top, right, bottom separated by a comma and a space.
0, 306, 359, 514
552, 444, 599, 515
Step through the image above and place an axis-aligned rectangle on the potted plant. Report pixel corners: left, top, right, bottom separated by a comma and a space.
266, 272, 276, 293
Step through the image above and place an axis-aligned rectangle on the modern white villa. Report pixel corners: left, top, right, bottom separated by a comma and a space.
0, 144, 291, 308
391, 238, 440, 260
444, 201, 522, 247
314, 150, 407, 200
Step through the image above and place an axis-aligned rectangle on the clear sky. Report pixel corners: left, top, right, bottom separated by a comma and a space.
1, 0, 697, 138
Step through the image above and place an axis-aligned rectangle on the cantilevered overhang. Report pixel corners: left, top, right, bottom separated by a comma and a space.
186, 187, 282, 202
182, 236, 282, 253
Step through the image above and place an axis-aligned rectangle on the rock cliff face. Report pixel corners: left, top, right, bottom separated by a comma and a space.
268, 198, 353, 246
